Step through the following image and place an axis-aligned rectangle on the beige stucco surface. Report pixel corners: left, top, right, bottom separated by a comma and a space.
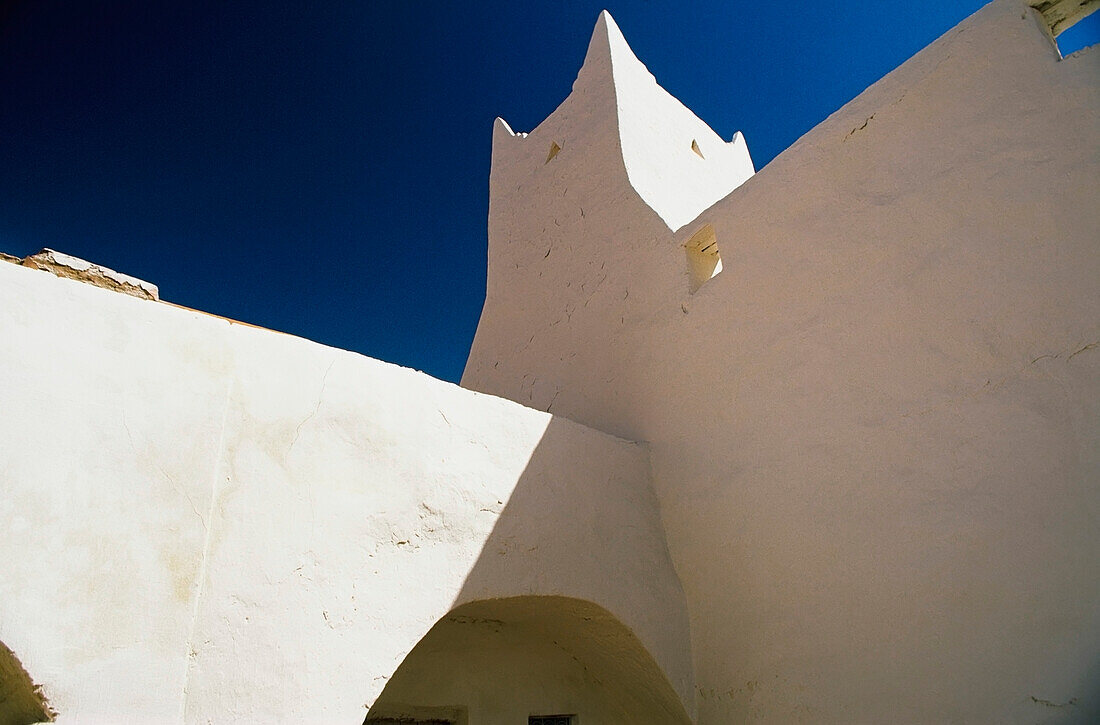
0, 258, 692, 723
465, 0, 1100, 721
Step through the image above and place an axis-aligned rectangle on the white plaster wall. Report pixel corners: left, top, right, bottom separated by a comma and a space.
0, 259, 692, 723
0, 265, 235, 724
465, 1, 1100, 721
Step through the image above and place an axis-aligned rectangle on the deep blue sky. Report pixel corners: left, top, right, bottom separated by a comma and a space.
1, 2, 1096, 382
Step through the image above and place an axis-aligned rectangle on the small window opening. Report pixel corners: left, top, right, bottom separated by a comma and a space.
690, 139, 704, 158
684, 224, 722, 293
546, 142, 562, 163
530, 716, 574, 725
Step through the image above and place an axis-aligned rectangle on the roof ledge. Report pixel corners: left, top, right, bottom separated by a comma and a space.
4, 249, 159, 300
1030, 0, 1099, 35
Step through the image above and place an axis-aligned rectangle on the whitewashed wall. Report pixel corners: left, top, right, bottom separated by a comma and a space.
0, 259, 692, 723
465, 1, 1100, 721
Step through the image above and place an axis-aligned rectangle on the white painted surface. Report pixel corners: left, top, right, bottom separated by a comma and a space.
466, 1, 1100, 721
2, 1, 1097, 722
596, 12, 756, 232
0, 260, 692, 723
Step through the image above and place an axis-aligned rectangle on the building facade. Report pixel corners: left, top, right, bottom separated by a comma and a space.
2, 0, 1098, 722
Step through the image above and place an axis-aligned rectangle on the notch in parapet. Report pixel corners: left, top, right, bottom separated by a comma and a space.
493, 116, 517, 141
3, 248, 159, 300
684, 224, 722, 293
492, 116, 522, 146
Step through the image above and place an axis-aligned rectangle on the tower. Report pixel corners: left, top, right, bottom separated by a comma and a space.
464, 11, 754, 434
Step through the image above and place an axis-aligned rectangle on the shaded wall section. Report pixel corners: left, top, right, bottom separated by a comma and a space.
462, 0, 1100, 720
0, 258, 691, 723
645, 3, 1100, 720
453, 416, 693, 715
368, 597, 690, 724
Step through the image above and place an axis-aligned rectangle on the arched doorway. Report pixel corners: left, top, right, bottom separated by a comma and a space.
365, 596, 691, 725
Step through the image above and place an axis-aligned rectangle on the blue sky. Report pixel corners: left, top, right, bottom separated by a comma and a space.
1, 1, 1096, 382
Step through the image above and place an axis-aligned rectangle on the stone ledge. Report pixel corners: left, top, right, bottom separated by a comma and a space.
1030, 0, 1100, 35
3, 248, 158, 301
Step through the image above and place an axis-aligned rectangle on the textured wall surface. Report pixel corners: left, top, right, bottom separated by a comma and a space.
1, 0, 1096, 722
0, 259, 691, 723
465, 1, 1100, 721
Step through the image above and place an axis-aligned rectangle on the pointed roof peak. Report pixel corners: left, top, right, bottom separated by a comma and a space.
575, 9, 652, 94
588, 9, 635, 63
593, 10, 620, 39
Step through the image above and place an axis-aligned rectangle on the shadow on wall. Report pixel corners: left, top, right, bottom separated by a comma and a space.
0, 641, 54, 725
367, 416, 693, 724
366, 597, 686, 725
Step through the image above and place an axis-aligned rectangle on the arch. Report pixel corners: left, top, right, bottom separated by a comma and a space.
0, 640, 54, 725
365, 596, 691, 725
